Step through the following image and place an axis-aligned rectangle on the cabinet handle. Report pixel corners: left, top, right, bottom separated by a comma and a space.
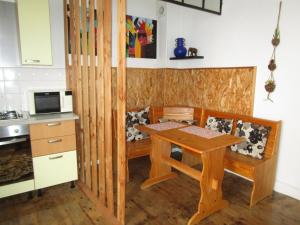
25, 59, 41, 63
49, 155, 63, 160
48, 138, 62, 144
47, 122, 61, 127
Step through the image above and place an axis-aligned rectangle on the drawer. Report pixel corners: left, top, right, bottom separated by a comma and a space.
0, 180, 34, 199
30, 120, 75, 140
31, 134, 76, 157
33, 151, 78, 189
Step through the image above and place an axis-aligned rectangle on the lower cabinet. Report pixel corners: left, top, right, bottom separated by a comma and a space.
33, 150, 78, 189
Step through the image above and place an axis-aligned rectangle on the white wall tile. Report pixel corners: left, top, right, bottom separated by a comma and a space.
4, 80, 21, 94
0, 81, 4, 95
0, 95, 6, 111
5, 94, 22, 111
0, 67, 66, 111
0, 68, 3, 80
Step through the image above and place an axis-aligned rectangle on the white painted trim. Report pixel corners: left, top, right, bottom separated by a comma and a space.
274, 180, 300, 201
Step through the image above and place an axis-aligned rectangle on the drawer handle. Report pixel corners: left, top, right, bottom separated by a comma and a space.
48, 138, 62, 144
25, 59, 41, 63
47, 122, 61, 127
49, 155, 63, 160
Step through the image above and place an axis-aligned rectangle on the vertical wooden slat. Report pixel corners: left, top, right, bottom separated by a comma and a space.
63, 0, 70, 87
69, 0, 83, 184
74, 0, 84, 186
104, 0, 114, 214
82, 0, 91, 187
89, 0, 98, 195
69, 0, 76, 93
96, 0, 106, 205
117, 0, 126, 223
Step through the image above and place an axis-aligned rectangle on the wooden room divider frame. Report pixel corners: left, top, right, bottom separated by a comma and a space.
64, 0, 126, 224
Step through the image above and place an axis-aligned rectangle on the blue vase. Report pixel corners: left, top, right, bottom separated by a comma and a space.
174, 38, 187, 58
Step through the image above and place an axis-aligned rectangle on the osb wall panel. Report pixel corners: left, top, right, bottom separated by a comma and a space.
112, 68, 164, 110
111, 67, 256, 115
163, 67, 256, 115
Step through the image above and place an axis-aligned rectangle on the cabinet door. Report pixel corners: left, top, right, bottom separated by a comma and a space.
33, 151, 78, 189
17, 0, 52, 65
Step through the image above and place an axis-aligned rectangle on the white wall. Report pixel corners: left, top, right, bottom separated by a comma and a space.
112, 0, 166, 68
0, 0, 66, 111
164, 0, 300, 200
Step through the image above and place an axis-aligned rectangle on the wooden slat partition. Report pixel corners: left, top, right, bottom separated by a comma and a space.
65, 0, 121, 224
96, 0, 106, 206
117, 0, 127, 223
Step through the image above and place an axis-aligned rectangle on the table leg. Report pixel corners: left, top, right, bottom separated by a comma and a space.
188, 148, 228, 225
141, 136, 177, 190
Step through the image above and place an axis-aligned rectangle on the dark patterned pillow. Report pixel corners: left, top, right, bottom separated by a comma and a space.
205, 116, 233, 134
158, 118, 198, 125
231, 120, 271, 159
126, 106, 150, 142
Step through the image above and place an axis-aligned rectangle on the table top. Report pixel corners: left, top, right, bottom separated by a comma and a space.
153, 127, 244, 155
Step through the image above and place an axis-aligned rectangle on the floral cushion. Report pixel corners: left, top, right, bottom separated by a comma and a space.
231, 120, 271, 159
205, 116, 233, 134
158, 118, 198, 125
126, 106, 150, 142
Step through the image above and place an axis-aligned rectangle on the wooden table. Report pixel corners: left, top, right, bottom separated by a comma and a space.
140, 125, 243, 225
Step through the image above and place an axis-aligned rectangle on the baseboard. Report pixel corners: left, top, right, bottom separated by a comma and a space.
274, 180, 300, 201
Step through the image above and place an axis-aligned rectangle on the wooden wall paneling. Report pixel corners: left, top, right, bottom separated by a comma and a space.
163, 69, 205, 107
81, 0, 91, 188
104, 0, 114, 214
88, 0, 98, 196
74, 0, 84, 185
201, 67, 256, 115
126, 68, 165, 109
163, 67, 256, 116
96, 0, 106, 206
117, 0, 126, 223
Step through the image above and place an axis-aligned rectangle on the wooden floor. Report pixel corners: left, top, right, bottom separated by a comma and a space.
1, 157, 300, 225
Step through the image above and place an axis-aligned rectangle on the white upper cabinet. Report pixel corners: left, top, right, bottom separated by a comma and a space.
17, 0, 53, 65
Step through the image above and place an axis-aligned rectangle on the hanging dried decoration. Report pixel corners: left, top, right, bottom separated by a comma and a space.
265, 1, 282, 102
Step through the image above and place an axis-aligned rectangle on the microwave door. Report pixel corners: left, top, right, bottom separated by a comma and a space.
34, 92, 61, 114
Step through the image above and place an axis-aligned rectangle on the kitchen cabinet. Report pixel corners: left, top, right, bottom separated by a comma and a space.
17, 0, 52, 65
33, 151, 77, 189
30, 120, 78, 189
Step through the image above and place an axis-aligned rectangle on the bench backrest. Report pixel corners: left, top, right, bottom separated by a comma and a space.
200, 109, 281, 159
151, 106, 203, 125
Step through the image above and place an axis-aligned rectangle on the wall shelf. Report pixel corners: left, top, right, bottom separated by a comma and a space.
170, 56, 204, 60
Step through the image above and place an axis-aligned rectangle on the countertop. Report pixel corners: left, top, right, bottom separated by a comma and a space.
0, 113, 79, 127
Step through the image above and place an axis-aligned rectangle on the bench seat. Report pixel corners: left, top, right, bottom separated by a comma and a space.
201, 109, 281, 207
127, 138, 151, 160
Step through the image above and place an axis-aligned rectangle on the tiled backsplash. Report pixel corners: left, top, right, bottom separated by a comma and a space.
0, 67, 66, 111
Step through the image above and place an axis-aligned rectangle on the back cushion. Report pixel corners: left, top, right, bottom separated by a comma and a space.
205, 116, 233, 134
158, 118, 198, 125
126, 106, 150, 142
231, 120, 271, 159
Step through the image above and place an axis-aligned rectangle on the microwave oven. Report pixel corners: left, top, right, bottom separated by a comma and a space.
28, 90, 73, 115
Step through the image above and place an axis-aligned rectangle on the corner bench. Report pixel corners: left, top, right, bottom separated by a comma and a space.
200, 109, 281, 207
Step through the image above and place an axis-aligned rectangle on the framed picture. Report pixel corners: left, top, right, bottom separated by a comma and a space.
126, 15, 157, 59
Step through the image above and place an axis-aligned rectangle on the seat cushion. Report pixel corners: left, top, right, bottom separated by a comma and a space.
231, 120, 271, 159
205, 116, 233, 134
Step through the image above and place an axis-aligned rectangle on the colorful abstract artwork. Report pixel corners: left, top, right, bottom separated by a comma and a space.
67, 4, 97, 55
126, 15, 157, 59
